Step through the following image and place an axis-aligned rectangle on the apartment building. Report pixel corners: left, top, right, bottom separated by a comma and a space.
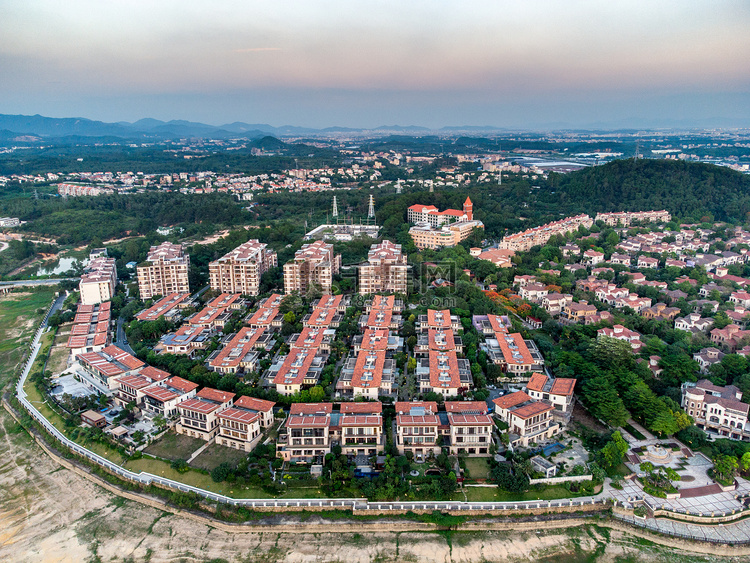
414, 329, 463, 357
525, 373, 576, 414
137, 242, 190, 299
492, 391, 560, 447
445, 401, 493, 456
208, 239, 278, 296
215, 396, 269, 453
417, 309, 461, 332
338, 348, 396, 399
395, 401, 444, 460
335, 402, 384, 456
112, 365, 170, 407
499, 214, 593, 252
141, 376, 199, 418
416, 349, 471, 396
206, 326, 273, 374
155, 325, 211, 357
407, 198, 474, 226
358, 239, 409, 295
277, 403, 333, 463
135, 292, 194, 322
66, 302, 112, 357
283, 240, 341, 296
408, 219, 485, 250
79, 250, 118, 305
176, 388, 236, 441
271, 348, 326, 396
595, 210, 671, 226
482, 328, 544, 376
682, 380, 749, 440
76, 345, 145, 394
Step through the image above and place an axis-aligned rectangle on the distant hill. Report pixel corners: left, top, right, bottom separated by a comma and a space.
0, 114, 285, 140
556, 159, 750, 222
0, 113, 516, 140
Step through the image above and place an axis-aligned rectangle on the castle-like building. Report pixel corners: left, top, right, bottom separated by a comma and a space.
407, 197, 483, 250
407, 197, 474, 226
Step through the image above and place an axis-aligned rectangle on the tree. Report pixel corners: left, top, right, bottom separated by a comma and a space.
712, 454, 738, 484
740, 452, 750, 475
582, 376, 629, 426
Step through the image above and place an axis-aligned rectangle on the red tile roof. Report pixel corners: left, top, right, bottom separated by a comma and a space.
492, 391, 532, 410
290, 403, 332, 415
197, 387, 235, 404
339, 402, 383, 414
235, 396, 275, 412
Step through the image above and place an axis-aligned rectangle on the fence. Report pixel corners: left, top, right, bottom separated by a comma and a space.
612, 512, 750, 545
529, 474, 592, 486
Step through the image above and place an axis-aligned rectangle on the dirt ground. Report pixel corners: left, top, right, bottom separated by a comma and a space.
0, 406, 743, 563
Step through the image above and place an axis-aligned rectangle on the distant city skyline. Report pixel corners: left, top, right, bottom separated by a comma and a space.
2, 1, 749, 129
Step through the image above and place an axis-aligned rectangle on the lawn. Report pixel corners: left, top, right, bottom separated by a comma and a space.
190, 442, 248, 472
0, 290, 55, 386
144, 432, 205, 461
463, 457, 490, 480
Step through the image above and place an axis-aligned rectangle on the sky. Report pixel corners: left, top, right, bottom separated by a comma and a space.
1, 0, 750, 129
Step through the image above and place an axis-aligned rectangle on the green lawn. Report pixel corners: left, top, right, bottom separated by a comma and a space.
190, 442, 248, 472
0, 290, 55, 386
463, 457, 490, 480
144, 432, 205, 461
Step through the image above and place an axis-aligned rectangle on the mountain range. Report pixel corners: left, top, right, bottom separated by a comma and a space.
0, 113, 518, 141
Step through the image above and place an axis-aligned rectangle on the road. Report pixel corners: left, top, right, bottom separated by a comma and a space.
114, 316, 136, 355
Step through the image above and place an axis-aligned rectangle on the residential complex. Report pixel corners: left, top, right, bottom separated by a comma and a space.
595, 210, 671, 226
358, 240, 409, 295
208, 239, 278, 296
498, 214, 593, 252
409, 219, 484, 250
79, 249, 117, 305
407, 197, 474, 226
682, 380, 749, 440
136, 242, 190, 299
283, 240, 341, 295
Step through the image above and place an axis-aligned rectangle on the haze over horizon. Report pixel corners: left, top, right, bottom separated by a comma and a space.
2, 1, 749, 129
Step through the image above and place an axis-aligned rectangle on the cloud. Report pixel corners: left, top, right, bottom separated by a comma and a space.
233, 48, 282, 53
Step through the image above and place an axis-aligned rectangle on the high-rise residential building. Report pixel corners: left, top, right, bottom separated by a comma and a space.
208, 239, 278, 296
358, 240, 409, 295
136, 242, 190, 300
283, 240, 341, 296
79, 249, 118, 305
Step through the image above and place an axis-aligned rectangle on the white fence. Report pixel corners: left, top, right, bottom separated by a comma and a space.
529, 474, 593, 486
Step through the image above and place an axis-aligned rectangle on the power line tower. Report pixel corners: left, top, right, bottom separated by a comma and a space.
395, 179, 402, 194
368, 194, 375, 221
332, 196, 339, 222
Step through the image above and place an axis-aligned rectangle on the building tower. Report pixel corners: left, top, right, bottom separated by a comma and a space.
368, 194, 375, 220
332, 196, 339, 221
463, 197, 473, 221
